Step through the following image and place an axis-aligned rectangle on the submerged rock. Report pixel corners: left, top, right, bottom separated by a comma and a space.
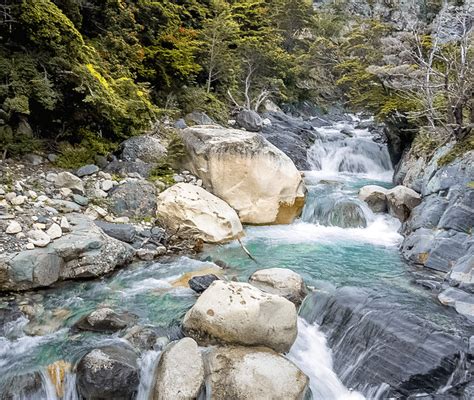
76, 345, 139, 400
180, 125, 306, 224
203, 345, 310, 400
156, 183, 243, 244
249, 268, 307, 306
183, 280, 297, 353
151, 338, 204, 400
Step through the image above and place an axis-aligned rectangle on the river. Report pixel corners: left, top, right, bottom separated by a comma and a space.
0, 117, 471, 399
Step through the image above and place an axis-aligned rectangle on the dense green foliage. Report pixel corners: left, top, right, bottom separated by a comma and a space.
0, 0, 471, 160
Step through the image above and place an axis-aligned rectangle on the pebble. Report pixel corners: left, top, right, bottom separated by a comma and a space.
60, 216, 71, 232
46, 173, 58, 182
27, 230, 51, 247
28, 190, 38, 199
46, 223, 62, 240
98, 171, 112, 180
6, 221, 22, 234
173, 174, 185, 183
76, 164, 99, 177
0, 187, 5, 195
11, 195, 27, 205
16, 232, 25, 239
47, 154, 58, 163
25, 243, 35, 250
37, 195, 49, 202
137, 248, 157, 261
72, 194, 89, 206
101, 180, 114, 192
60, 188, 73, 198
33, 223, 46, 230
5, 192, 16, 202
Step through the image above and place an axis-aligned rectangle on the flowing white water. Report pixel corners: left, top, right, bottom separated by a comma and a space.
136, 350, 161, 400
288, 319, 365, 400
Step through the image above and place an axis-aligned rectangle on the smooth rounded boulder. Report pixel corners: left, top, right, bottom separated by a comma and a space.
76, 345, 139, 400
183, 280, 297, 353
180, 126, 305, 225
156, 183, 244, 243
386, 185, 422, 222
249, 268, 307, 306
151, 338, 204, 400
204, 346, 310, 400
358, 185, 388, 213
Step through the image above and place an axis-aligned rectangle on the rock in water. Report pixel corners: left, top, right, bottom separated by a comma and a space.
76, 345, 139, 400
204, 346, 310, 400
119, 135, 166, 163
358, 185, 388, 213
73, 307, 137, 333
183, 281, 297, 353
236, 109, 264, 132
249, 268, 307, 306
151, 338, 204, 400
180, 126, 306, 224
386, 185, 421, 221
188, 274, 220, 293
156, 183, 244, 243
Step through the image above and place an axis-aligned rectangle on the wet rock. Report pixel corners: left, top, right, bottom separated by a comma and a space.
0, 371, 44, 400
76, 164, 99, 177
108, 181, 157, 219
386, 185, 421, 222
236, 109, 263, 132
0, 213, 135, 291
438, 288, 474, 322
156, 183, 243, 244
448, 249, 474, 293
76, 344, 139, 400
54, 172, 84, 195
120, 135, 166, 164
181, 125, 306, 224
301, 287, 471, 398
73, 307, 137, 333
188, 274, 220, 293
184, 111, 214, 126
424, 230, 468, 272
249, 268, 307, 307
183, 280, 297, 353
358, 185, 388, 213
204, 345, 310, 400
402, 194, 448, 233
151, 338, 204, 400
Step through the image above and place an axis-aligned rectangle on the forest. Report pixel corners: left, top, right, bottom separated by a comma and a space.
0, 0, 472, 163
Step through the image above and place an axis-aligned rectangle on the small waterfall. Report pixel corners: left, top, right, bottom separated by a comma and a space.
136, 350, 161, 400
288, 318, 366, 400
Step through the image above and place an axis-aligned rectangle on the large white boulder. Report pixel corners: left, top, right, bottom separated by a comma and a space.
358, 185, 388, 213
386, 185, 422, 222
204, 346, 310, 400
180, 126, 305, 225
156, 183, 243, 244
183, 280, 297, 353
151, 338, 204, 400
249, 268, 307, 306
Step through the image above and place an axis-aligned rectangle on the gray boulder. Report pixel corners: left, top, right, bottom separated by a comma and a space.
358, 185, 388, 213
73, 308, 137, 333
108, 181, 157, 219
184, 111, 214, 126
448, 249, 474, 294
54, 172, 85, 195
120, 135, 166, 164
94, 221, 137, 243
104, 160, 154, 179
188, 274, 220, 293
76, 164, 99, 177
236, 109, 263, 132
76, 345, 139, 400
438, 287, 474, 322
0, 214, 134, 291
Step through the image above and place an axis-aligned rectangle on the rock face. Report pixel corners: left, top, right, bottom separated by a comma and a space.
358, 185, 388, 213
301, 287, 472, 398
183, 280, 297, 353
108, 180, 157, 219
0, 214, 134, 291
156, 183, 244, 243
76, 345, 139, 400
249, 268, 307, 306
204, 346, 310, 400
236, 109, 264, 132
385, 185, 421, 222
120, 135, 166, 163
151, 338, 204, 400
180, 126, 306, 224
